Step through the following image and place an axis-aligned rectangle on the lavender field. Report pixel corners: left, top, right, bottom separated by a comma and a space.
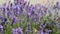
0, 0, 60, 34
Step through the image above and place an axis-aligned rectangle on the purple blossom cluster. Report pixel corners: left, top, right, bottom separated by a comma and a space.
12, 27, 23, 34
0, 0, 60, 34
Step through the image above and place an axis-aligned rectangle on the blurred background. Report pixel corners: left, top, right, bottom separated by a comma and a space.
0, 0, 60, 5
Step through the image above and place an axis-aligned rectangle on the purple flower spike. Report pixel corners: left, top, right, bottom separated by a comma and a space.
2, 2, 6, 8
26, 23, 30, 30
40, 25, 43, 30
25, 23, 31, 34
17, 27, 23, 34
12, 17, 17, 25
43, 20, 46, 26
40, 30, 44, 34
1, 18, 7, 26
12, 27, 23, 34
0, 25, 3, 31
48, 30, 52, 32
56, 2, 59, 5
7, 11, 12, 18
40, 20, 46, 30
14, 0, 19, 5
0, 16, 4, 19
12, 28, 18, 34
27, 12, 31, 18
33, 13, 39, 22
41, 5, 45, 10
27, 12, 31, 16
0, 16, 7, 26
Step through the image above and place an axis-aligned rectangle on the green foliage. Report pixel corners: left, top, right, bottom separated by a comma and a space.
5, 26, 12, 34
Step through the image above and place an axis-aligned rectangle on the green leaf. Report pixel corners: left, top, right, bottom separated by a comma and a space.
12, 23, 18, 28
54, 28, 58, 34
5, 26, 12, 34
34, 24, 39, 30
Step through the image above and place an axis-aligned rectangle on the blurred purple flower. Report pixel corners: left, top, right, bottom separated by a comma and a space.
21, 1, 27, 9
26, 23, 30, 30
2, 2, 6, 8
45, 29, 52, 34
33, 13, 39, 22
12, 27, 23, 34
26, 30, 29, 34
12, 5, 17, 9
27, 12, 31, 16
17, 27, 23, 34
14, 0, 18, 5
2, 8, 6, 16
0, 7, 2, 11
3, 8, 5, 12
26, 23, 31, 34
35, 4, 41, 11
41, 12, 46, 17
14, 7, 19, 16
10, 3, 13, 7
56, 2, 59, 6
57, 5, 60, 9
0, 25, 3, 31
48, 30, 52, 32
7, 11, 12, 18
39, 29, 44, 34
40, 25, 43, 30
41, 5, 47, 13
2, 3, 6, 15
12, 28, 18, 34
31, 11, 35, 15
6, 7, 9, 11
1, 18, 7, 26
19, 0, 24, 5
0, 16, 7, 26
41, 5, 45, 10
28, 5, 33, 10
43, 20, 46, 27
27, 12, 31, 19
1, 22, 5, 26
40, 20, 46, 30
12, 17, 18, 25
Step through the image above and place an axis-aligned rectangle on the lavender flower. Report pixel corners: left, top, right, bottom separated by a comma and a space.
0, 16, 7, 26
48, 30, 52, 32
12, 17, 18, 25
27, 12, 31, 16
43, 20, 46, 26
39, 25, 44, 34
40, 25, 43, 30
2, 2, 6, 8
56, 2, 59, 6
26, 23, 31, 34
39, 20, 46, 34
26, 23, 30, 30
0, 25, 3, 31
33, 13, 39, 22
12, 27, 23, 34
1, 18, 7, 26
17, 27, 23, 34
7, 11, 12, 18
39, 30, 44, 34
12, 28, 19, 34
